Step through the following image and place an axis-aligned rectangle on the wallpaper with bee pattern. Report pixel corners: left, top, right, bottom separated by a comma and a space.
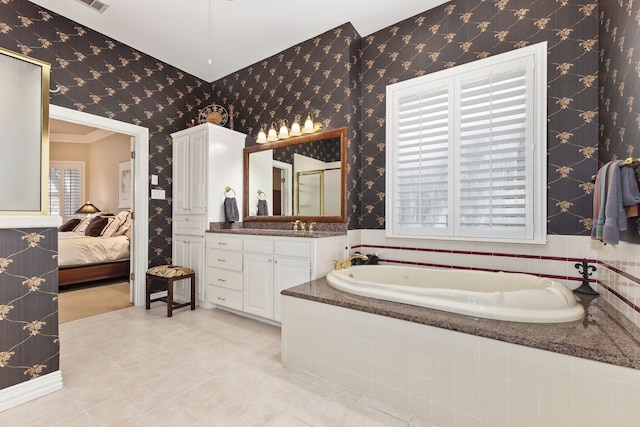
0, 228, 58, 390
598, 0, 640, 243
214, 0, 600, 233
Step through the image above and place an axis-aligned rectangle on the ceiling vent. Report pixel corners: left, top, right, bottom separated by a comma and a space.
77, 0, 110, 13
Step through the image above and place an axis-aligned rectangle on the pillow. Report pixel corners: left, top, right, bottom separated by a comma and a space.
113, 211, 132, 236
84, 216, 109, 237
59, 218, 81, 232
100, 216, 122, 238
74, 213, 101, 233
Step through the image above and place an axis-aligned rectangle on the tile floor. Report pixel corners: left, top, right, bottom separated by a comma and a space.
0, 305, 436, 426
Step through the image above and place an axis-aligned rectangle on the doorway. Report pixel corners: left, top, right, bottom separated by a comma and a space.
50, 105, 149, 307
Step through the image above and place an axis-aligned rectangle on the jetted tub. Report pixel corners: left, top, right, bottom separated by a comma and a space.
325, 265, 584, 323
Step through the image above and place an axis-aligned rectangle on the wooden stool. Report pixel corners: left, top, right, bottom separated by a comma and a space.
145, 265, 196, 317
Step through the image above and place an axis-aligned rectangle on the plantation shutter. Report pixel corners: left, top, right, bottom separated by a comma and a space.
49, 162, 84, 217
49, 167, 61, 214
63, 167, 82, 216
387, 43, 544, 241
394, 82, 452, 235
457, 64, 532, 239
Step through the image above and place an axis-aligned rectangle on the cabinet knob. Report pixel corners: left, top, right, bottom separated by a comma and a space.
217, 296, 226, 301
217, 278, 226, 283
218, 242, 227, 246
217, 258, 226, 262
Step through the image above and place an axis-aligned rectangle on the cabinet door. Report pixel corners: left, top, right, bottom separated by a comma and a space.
188, 235, 206, 301
173, 135, 190, 215
172, 235, 205, 302
188, 132, 208, 215
243, 252, 274, 319
273, 256, 310, 322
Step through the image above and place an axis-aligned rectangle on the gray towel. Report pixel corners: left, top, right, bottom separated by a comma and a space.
603, 161, 627, 245
621, 166, 640, 206
224, 197, 239, 223
257, 199, 269, 216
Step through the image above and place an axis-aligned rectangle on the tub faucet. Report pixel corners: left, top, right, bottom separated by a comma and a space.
334, 254, 368, 270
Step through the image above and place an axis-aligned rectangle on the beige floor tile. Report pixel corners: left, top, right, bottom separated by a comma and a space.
201, 393, 281, 427
338, 401, 408, 426
264, 413, 313, 426
1, 306, 429, 427
171, 377, 244, 420
284, 383, 358, 426
0, 391, 83, 427
128, 402, 197, 427
84, 381, 160, 426
141, 362, 213, 396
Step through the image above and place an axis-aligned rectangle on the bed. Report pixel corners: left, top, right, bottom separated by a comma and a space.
58, 211, 131, 287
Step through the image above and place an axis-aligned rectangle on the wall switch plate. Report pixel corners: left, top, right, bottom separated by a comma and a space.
151, 189, 165, 200
151, 174, 159, 185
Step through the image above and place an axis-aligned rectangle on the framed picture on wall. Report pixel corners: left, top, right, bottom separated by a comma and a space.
118, 161, 131, 209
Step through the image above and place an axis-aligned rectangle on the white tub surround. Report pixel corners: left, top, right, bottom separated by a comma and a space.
327, 265, 584, 323
282, 295, 640, 427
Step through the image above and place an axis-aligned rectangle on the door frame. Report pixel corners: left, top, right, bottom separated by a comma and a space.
50, 105, 149, 307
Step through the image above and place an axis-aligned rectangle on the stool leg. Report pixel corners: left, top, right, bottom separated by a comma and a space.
190, 274, 196, 310
145, 275, 151, 310
167, 278, 173, 318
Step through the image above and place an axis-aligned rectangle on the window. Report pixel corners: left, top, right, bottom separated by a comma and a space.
386, 42, 547, 242
49, 161, 85, 218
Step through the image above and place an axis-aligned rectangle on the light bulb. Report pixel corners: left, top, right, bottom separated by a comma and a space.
278, 122, 290, 139
267, 123, 278, 142
257, 128, 267, 144
290, 117, 301, 136
303, 114, 314, 133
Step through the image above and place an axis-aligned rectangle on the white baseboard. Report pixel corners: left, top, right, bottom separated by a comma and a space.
0, 371, 63, 413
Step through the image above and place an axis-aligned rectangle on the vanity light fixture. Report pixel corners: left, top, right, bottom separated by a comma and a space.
266, 122, 278, 142
256, 126, 267, 144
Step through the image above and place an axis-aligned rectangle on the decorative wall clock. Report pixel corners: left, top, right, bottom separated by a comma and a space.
198, 103, 228, 126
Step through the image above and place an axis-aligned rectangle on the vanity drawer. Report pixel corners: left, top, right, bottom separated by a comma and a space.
206, 285, 242, 311
244, 238, 274, 254
275, 240, 311, 258
208, 235, 243, 251
208, 249, 243, 271
207, 267, 242, 291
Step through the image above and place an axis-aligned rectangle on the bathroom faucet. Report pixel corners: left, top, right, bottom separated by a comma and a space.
291, 220, 306, 231
334, 254, 368, 270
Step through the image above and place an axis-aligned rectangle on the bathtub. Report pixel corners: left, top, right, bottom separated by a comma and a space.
325, 264, 584, 323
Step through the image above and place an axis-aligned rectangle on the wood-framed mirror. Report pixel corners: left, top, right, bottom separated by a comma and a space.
243, 127, 347, 223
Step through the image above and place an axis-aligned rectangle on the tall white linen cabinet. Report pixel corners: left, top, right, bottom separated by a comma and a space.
171, 123, 245, 303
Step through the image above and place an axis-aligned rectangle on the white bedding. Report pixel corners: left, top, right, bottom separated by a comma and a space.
58, 231, 130, 267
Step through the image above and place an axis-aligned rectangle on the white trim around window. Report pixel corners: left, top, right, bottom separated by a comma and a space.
386, 42, 547, 243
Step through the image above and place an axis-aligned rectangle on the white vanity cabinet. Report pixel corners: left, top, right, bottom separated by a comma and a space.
206, 232, 346, 322
172, 123, 245, 303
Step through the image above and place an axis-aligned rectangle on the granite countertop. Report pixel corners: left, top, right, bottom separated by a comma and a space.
206, 228, 346, 238
282, 278, 640, 370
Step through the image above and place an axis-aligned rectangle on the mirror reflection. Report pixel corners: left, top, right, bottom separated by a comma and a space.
243, 127, 347, 223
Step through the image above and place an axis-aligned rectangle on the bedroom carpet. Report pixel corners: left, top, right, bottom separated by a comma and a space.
58, 281, 132, 323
